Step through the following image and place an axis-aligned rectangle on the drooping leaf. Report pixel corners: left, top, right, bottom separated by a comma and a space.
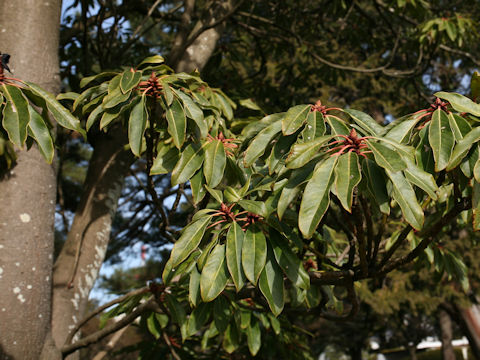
334, 152, 361, 212
259, 246, 285, 316
200, 244, 229, 302
170, 215, 212, 267
364, 159, 390, 214
2, 84, 30, 147
343, 108, 384, 135
386, 170, 424, 230
244, 120, 282, 167
299, 156, 337, 238
165, 294, 188, 341
246, 317, 261, 356
28, 106, 54, 163
128, 95, 147, 156
429, 109, 454, 171
166, 98, 186, 148
366, 140, 407, 172
204, 139, 226, 187
301, 110, 325, 141
447, 126, 480, 170
189, 267, 201, 307
435, 91, 480, 116
226, 222, 246, 292
150, 143, 179, 174
404, 159, 439, 200
285, 136, 333, 169
26, 82, 86, 137
120, 69, 142, 94
172, 88, 206, 137
187, 303, 212, 337
282, 104, 311, 135
171, 143, 205, 185
213, 295, 231, 333
242, 224, 267, 285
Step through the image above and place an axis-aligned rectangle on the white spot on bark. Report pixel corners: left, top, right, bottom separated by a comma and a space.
15, 262, 20, 267
72, 315, 78, 324
13, 287, 20, 294
0, 267, 3, 275
13, 341, 16, 345
17, 294, 25, 303
32, 267, 36, 271
68, 324, 75, 330
38, 314, 43, 318
19, 213, 31, 223
45, 276, 50, 281
71, 293, 80, 310
1, 308, 5, 311
1, 29, 6, 33
0, 244, 4, 249
27, 285, 32, 289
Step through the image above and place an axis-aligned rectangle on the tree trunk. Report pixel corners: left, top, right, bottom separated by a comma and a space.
455, 304, 480, 359
439, 309, 456, 360
52, 129, 134, 350
0, 1, 61, 359
408, 345, 418, 360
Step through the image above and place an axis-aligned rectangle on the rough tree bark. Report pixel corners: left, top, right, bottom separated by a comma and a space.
0, 1, 61, 359
53, 1, 236, 356
455, 304, 480, 358
439, 308, 456, 360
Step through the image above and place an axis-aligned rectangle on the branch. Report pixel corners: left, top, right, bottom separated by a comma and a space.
62, 298, 156, 357
64, 286, 150, 347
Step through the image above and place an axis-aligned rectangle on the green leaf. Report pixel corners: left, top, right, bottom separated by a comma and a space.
259, 246, 285, 316
404, 159, 438, 200
102, 88, 130, 109
165, 98, 186, 149
172, 88, 206, 138
429, 109, 454, 171
86, 103, 104, 131
343, 108, 384, 135
28, 106, 54, 163
277, 163, 315, 219
147, 312, 162, 339
226, 222, 246, 291
474, 158, 480, 183
472, 71, 480, 101
56, 92, 79, 101
120, 70, 142, 94
242, 224, 267, 285
79, 71, 118, 88
128, 96, 147, 156
190, 170, 207, 204
200, 244, 229, 302
187, 303, 212, 337
165, 294, 188, 341
334, 152, 361, 212
246, 317, 261, 356
189, 267, 201, 307
385, 118, 420, 143
473, 181, 480, 230
447, 126, 480, 170
137, 55, 165, 68
326, 115, 350, 135
448, 113, 471, 141
282, 104, 311, 135
364, 159, 390, 214
170, 215, 212, 267
2, 84, 30, 147
244, 120, 282, 167
386, 170, 424, 230
204, 139, 226, 188
285, 136, 333, 169
171, 143, 205, 186
366, 140, 407, 172
213, 296, 231, 333
299, 156, 337, 238
222, 322, 240, 353
26, 82, 86, 137
214, 92, 234, 120
435, 91, 480, 116
150, 143, 179, 175
238, 200, 268, 218
301, 110, 326, 140
270, 229, 309, 290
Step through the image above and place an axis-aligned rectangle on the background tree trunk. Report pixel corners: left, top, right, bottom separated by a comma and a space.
455, 304, 480, 358
439, 309, 456, 360
0, 1, 61, 359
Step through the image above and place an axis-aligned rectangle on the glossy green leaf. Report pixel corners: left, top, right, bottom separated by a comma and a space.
364, 159, 390, 214
385, 118, 419, 143
187, 303, 212, 337
137, 55, 165, 68
222, 322, 240, 353
435, 91, 480, 116
170, 215, 212, 267
270, 229, 309, 290
343, 108, 384, 135
386, 170, 424, 230
214, 92, 234, 120
166, 98, 186, 148
200, 244, 229, 302
86, 103, 104, 131
242, 225, 267, 285
147, 312, 162, 339
326, 115, 349, 135
473, 181, 480, 230
226, 222, 246, 291
448, 113, 471, 141
244, 120, 282, 167
474, 158, 480, 183
472, 71, 480, 101
150, 143, 179, 175
404, 159, 438, 200
267, 134, 297, 174
285, 135, 333, 169
190, 170, 207, 204
429, 109, 454, 171
204, 139, 226, 187
238, 200, 268, 218
120, 70, 142, 94
259, 246, 285, 316
366, 140, 407, 172
165, 294, 188, 341
447, 126, 480, 170
103, 88, 130, 109
171, 143, 205, 186
189, 267, 201, 307
2, 84, 30, 147
26, 82, 86, 137
301, 110, 325, 140
277, 163, 315, 219
172, 88, 206, 138
282, 104, 310, 135
128, 95, 147, 156
79, 71, 118, 88
28, 106, 54, 163
334, 152, 361, 212
246, 317, 261, 356
213, 296, 231, 333
299, 156, 337, 238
